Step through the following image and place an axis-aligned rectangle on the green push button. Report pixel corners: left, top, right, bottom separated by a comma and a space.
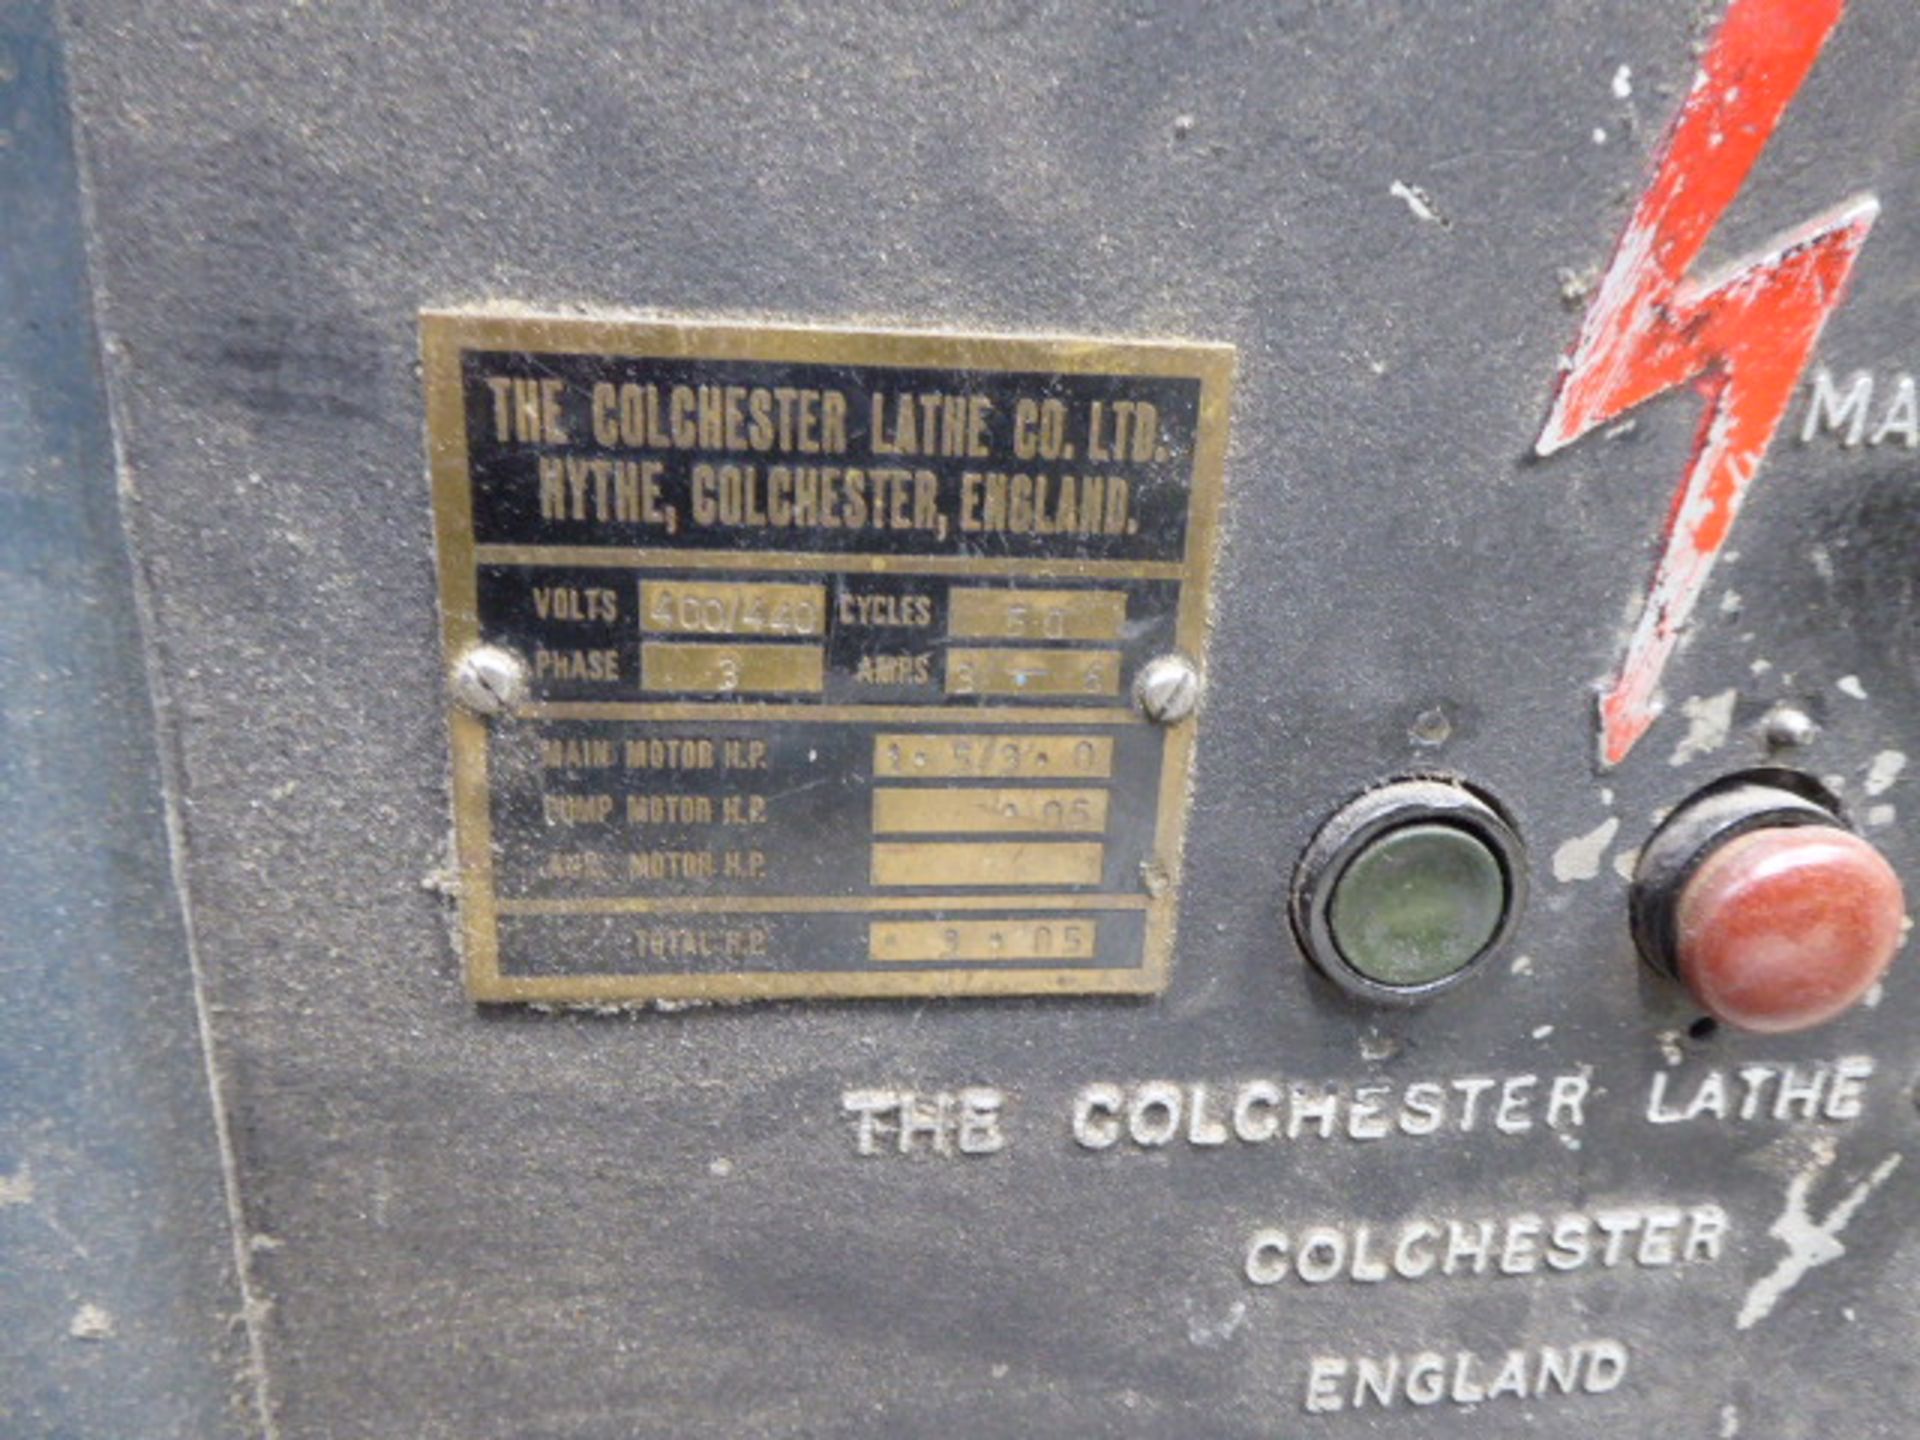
1327, 823, 1508, 987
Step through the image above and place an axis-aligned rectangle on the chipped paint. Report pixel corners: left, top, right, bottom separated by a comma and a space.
1558, 265, 1596, 305
68, 1304, 114, 1341
1669, 689, 1739, 766
1736, 1144, 1902, 1329
1866, 750, 1906, 796
1536, 0, 1877, 766
0, 1165, 32, 1206
1612, 845, 1641, 880
1838, 674, 1868, 700
1184, 1298, 1248, 1348
1867, 803, 1896, 829
1553, 816, 1620, 882
1388, 179, 1444, 225
1611, 64, 1634, 100
1359, 1030, 1401, 1062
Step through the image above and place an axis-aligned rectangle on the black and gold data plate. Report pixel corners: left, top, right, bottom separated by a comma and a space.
424, 313, 1233, 1002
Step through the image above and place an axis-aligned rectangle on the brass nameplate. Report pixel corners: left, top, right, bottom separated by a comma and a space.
424, 312, 1233, 1002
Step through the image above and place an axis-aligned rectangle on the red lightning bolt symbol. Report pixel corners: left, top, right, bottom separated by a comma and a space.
1538, 0, 1878, 767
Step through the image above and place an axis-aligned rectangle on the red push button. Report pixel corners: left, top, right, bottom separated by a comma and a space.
1674, 826, 1905, 1034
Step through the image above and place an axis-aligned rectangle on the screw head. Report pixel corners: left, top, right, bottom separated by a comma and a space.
1134, 654, 1200, 724
1762, 705, 1818, 750
451, 644, 530, 716
1409, 705, 1453, 748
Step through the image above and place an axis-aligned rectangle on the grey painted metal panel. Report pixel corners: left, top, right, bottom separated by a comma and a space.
0, 4, 249, 1436
26, 0, 1920, 1435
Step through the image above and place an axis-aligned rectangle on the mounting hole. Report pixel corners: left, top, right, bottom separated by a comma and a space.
1688, 1016, 1720, 1042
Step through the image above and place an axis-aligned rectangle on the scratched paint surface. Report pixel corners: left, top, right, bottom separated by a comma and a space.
1537, 0, 1877, 766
